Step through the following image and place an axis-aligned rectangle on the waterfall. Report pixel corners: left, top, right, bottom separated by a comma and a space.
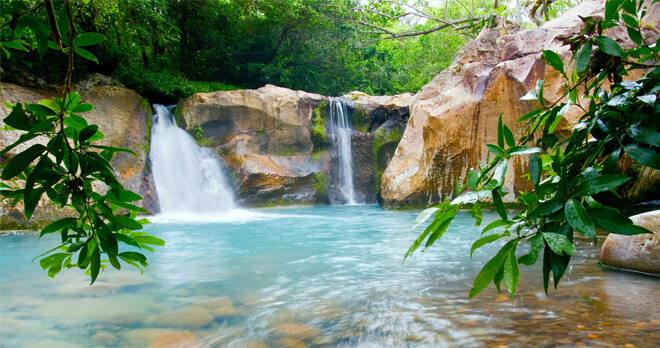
149, 104, 236, 216
328, 98, 357, 204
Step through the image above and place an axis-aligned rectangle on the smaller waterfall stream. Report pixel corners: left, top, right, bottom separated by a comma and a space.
328, 98, 356, 204
150, 104, 236, 216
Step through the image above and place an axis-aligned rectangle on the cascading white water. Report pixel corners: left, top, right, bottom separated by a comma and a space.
328, 98, 356, 204
150, 104, 236, 216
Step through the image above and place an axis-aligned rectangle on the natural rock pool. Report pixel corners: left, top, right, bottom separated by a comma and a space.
1, 205, 658, 347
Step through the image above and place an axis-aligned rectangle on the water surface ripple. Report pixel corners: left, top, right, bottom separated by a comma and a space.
1, 206, 658, 347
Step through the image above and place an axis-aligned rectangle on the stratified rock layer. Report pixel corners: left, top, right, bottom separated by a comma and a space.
599, 210, 660, 274
379, 0, 614, 208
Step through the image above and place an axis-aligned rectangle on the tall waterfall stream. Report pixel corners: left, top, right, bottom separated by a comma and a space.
328, 98, 357, 204
150, 105, 236, 216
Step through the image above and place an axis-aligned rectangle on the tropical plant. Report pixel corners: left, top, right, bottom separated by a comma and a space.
406, 0, 659, 298
1, 0, 163, 284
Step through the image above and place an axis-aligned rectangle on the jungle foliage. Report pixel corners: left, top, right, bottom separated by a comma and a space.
407, 0, 660, 298
1, 0, 489, 102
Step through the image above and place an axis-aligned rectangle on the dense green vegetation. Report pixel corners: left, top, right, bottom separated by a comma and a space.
408, 0, 660, 298
1, 0, 489, 102
1, 0, 164, 284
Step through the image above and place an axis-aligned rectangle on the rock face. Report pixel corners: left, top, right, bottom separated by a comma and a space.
176, 85, 411, 206
0, 75, 154, 228
599, 210, 660, 274
177, 85, 328, 206
378, 0, 629, 208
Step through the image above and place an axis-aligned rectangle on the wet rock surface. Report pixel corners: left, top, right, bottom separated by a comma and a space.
600, 210, 660, 274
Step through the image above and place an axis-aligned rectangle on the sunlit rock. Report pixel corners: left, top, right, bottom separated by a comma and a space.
379, 0, 659, 208
599, 210, 660, 274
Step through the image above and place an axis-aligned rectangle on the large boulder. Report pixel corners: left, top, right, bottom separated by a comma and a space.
176, 85, 329, 206
599, 210, 660, 274
0, 75, 155, 229
378, 0, 656, 209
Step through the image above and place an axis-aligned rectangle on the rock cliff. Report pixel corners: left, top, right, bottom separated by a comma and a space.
175, 85, 411, 206
379, 0, 659, 208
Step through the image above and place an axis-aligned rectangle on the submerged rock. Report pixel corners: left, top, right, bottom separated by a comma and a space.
599, 210, 660, 274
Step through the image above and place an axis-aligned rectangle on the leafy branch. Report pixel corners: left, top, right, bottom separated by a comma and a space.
406, 0, 659, 298
1, 0, 163, 284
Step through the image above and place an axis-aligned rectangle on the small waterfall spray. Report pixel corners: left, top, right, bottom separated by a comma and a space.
328, 98, 356, 204
150, 104, 236, 216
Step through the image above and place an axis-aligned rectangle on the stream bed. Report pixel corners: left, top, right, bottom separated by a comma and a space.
1, 205, 658, 347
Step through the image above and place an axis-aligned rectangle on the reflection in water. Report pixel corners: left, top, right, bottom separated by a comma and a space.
1, 206, 658, 347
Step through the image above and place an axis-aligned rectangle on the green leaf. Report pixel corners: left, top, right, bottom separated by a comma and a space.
621, 0, 636, 15
627, 127, 660, 147
529, 153, 542, 187
413, 207, 439, 229
594, 36, 623, 57
469, 239, 518, 298
72, 103, 94, 113
605, 0, 622, 23
74, 47, 99, 64
90, 244, 101, 284
469, 201, 483, 226
576, 41, 593, 74
119, 252, 149, 267
527, 200, 564, 219
1, 41, 29, 52
543, 232, 577, 255
517, 109, 543, 123
40, 217, 76, 237
503, 125, 515, 147
470, 232, 509, 258
590, 208, 653, 235
482, 219, 509, 234
3, 103, 38, 131
572, 174, 630, 198
467, 170, 478, 190
564, 199, 596, 241
627, 27, 643, 45
25, 103, 57, 117
88, 145, 135, 155
518, 233, 543, 265
621, 13, 638, 28
486, 144, 504, 156
112, 215, 143, 230
503, 250, 519, 297
624, 143, 660, 169
79, 125, 99, 143
492, 190, 508, 221
542, 50, 565, 76
1, 144, 46, 180
115, 234, 141, 248
39, 253, 69, 270
132, 235, 165, 247
73, 33, 106, 47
